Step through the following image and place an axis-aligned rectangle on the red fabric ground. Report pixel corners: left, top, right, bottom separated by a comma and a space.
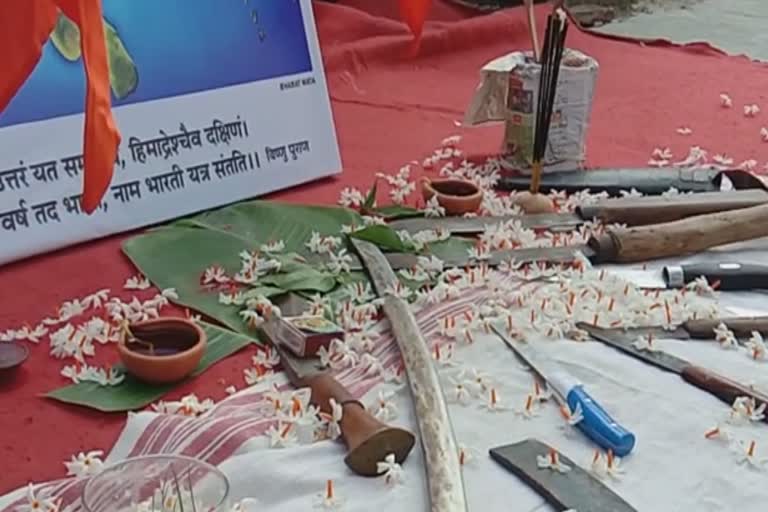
2, 0, 768, 494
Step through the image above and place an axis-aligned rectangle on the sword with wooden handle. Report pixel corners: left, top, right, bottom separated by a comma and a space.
350, 238, 468, 512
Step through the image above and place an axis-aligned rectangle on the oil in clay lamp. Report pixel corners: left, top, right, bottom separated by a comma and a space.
117, 318, 205, 384
421, 177, 484, 216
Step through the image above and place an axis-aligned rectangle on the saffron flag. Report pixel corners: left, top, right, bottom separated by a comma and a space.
398, 0, 432, 44
0, 0, 120, 214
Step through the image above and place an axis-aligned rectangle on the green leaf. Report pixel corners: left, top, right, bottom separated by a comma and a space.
123, 201, 362, 333
367, 205, 423, 220
350, 225, 411, 252
45, 322, 254, 412
363, 180, 378, 210
425, 237, 474, 261
260, 265, 336, 293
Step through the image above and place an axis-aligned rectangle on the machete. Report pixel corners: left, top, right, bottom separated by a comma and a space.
578, 323, 768, 417
574, 316, 768, 347
490, 438, 639, 512
350, 238, 468, 511
390, 189, 768, 235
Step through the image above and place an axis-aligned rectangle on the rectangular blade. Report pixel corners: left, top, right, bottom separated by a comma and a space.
608, 268, 668, 290
577, 323, 691, 374
389, 212, 583, 235
385, 245, 593, 270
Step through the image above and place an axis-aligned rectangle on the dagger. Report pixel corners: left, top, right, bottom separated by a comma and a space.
491, 325, 636, 456
578, 323, 768, 418
271, 343, 415, 476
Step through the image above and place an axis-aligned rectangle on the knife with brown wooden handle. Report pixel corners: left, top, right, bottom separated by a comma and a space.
580, 323, 768, 417
272, 343, 415, 476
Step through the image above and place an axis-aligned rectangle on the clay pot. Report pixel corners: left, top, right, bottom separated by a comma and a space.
421, 177, 483, 216
0, 342, 28, 382
118, 318, 205, 384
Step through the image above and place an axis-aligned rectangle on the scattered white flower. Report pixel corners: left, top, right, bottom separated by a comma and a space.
447, 377, 472, 405
253, 346, 281, 369
244, 365, 274, 385
515, 394, 539, 419
632, 333, 659, 352
484, 388, 508, 412
266, 422, 298, 448
58, 299, 86, 322
423, 196, 446, 217
376, 453, 404, 486
676, 127, 692, 136
720, 93, 733, 108
652, 147, 673, 160
712, 153, 734, 166
739, 159, 758, 171
83, 288, 110, 309
441, 135, 461, 147
19, 483, 59, 512
537, 449, 571, 473
714, 322, 739, 350
225, 385, 237, 395
160, 288, 179, 300
260, 240, 285, 253
704, 424, 732, 443
323, 398, 344, 441
64, 450, 104, 477
384, 282, 413, 300
744, 104, 761, 117
338, 187, 365, 208
371, 391, 399, 422
733, 440, 767, 469
746, 331, 767, 361
762, 127, 768, 142
314, 480, 343, 510
124, 274, 151, 290
560, 402, 584, 426
202, 265, 230, 285
152, 393, 214, 416
605, 450, 625, 480
328, 249, 353, 275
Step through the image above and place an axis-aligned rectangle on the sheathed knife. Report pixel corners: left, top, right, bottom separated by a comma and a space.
622, 262, 768, 291
578, 323, 768, 417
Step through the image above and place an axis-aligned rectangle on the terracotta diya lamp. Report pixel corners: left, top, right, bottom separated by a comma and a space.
0, 342, 28, 381
421, 177, 483, 216
117, 318, 205, 384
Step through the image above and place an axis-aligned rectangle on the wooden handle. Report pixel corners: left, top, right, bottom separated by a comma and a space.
587, 202, 768, 264
303, 373, 415, 476
683, 316, 768, 339
681, 365, 768, 419
578, 189, 768, 227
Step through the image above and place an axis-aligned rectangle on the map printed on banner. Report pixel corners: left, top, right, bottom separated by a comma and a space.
0, 0, 341, 265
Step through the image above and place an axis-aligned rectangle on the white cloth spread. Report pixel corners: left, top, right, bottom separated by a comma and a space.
3, 245, 768, 512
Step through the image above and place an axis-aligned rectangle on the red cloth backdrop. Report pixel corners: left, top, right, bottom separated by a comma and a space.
1, 0, 768, 494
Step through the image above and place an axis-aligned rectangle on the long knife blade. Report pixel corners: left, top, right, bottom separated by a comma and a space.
389, 212, 582, 235
579, 322, 768, 415
350, 238, 468, 512
491, 325, 636, 456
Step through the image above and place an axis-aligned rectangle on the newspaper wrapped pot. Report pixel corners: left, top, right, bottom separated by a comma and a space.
464, 49, 599, 173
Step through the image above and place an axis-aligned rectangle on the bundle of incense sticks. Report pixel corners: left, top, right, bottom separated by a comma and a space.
530, 7, 569, 194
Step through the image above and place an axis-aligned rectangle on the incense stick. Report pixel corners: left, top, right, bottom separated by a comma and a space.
523, 0, 540, 62
530, 7, 569, 194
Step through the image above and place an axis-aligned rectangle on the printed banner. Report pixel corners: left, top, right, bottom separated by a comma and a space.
0, 0, 341, 265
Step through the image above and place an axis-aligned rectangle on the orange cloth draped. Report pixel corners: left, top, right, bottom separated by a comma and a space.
398, 0, 432, 43
0, 0, 119, 214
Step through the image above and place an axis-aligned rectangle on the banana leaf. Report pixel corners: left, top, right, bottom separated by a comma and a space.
123, 201, 363, 333
45, 322, 254, 412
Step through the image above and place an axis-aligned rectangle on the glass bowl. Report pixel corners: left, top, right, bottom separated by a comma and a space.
82, 455, 230, 512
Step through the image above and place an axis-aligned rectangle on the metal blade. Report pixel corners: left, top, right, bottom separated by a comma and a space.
610, 268, 668, 290
389, 212, 583, 235
349, 238, 400, 293
271, 342, 326, 386
386, 245, 593, 270
491, 325, 569, 399
577, 323, 691, 375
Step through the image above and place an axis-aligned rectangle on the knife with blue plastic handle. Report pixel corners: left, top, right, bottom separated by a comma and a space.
491, 324, 636, 457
